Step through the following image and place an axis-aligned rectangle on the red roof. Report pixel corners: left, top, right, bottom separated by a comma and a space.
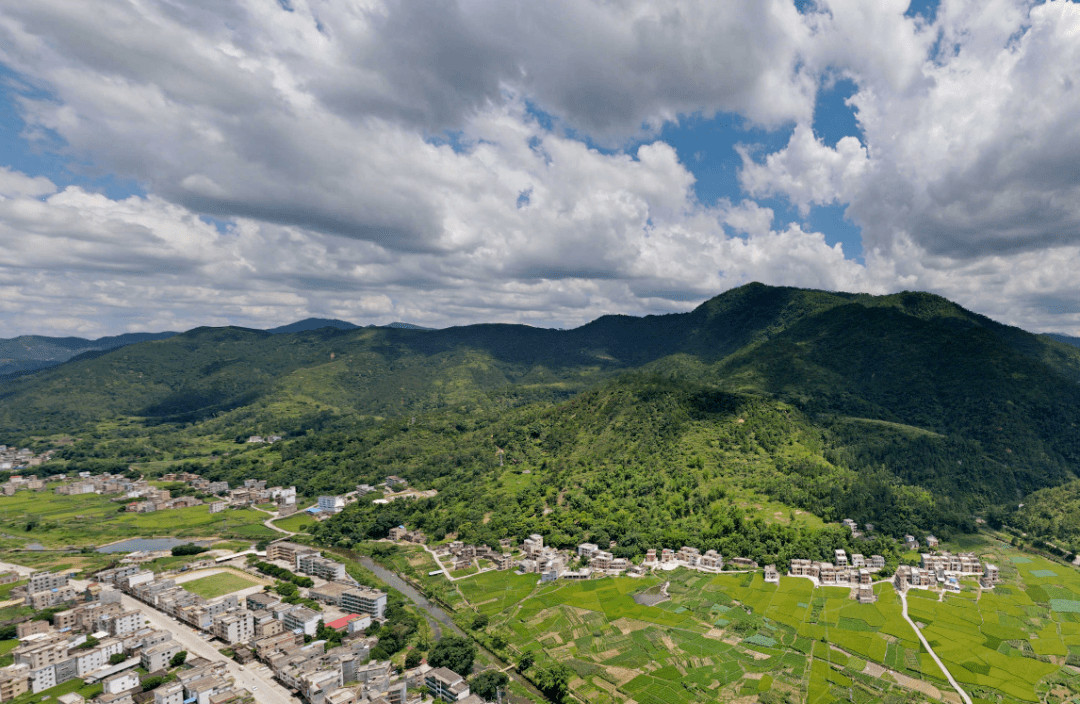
326, 614, 359, 630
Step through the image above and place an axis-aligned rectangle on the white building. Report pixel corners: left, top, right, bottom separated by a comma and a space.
317, 496, 345, 514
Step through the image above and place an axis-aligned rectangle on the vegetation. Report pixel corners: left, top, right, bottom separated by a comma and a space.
180, 571, 260, 599
169, 651, 187, 667
470, 670, 509, 702
4, 283, 1080, 558
428, 634, 478, 677
171, 543, 209, 556
252, 560, 314, 587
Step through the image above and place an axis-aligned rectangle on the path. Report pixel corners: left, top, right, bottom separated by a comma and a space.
253, 507, 294, 536
899, 590, 973, 704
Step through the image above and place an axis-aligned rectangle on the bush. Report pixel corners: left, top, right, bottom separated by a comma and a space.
109, 653, 127, 665
405, 649, 423, 669
172, 544, 209, 556
170, 651, 187, 667
470, 671, 509, 702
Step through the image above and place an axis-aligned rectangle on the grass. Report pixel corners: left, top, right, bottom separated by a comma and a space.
271, 511, 316, 534
0, 491, 276, 548
181, 571, 261, 598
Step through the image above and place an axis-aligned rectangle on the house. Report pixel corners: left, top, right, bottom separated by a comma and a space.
383, 476, 408, 491
870, 555, 885, 570
425, 667, 471, 702
926, 535, 940, 548
102, 672, 140, 696
980, 563, 999, 589
576, 543, 598, 560
0, 665, 30, 702
904, 535, 918, 551
140, 641, 181, 673
763, 565, 779, 584
208, 502, 227, 514
851, 554, 865, 568
316, 496, 345, 514
834, 549, 848, 567
152, 684, 183, 704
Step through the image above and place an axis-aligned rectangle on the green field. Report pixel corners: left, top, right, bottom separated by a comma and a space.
272, 510, 316, 534
454, 540, 1080, 704
0, 490, 277, 548
180, 571, 261, 598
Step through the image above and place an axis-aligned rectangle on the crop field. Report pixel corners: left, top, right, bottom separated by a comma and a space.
0, 490, 276, 547
460, 543, 1080, 704
180, 570, 261, 598
272, 510, 316, 533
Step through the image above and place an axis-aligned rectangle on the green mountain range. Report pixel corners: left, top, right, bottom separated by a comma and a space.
3, 283, 1080, 553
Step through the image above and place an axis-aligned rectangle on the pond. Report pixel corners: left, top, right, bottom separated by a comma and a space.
97, 537, 210, 554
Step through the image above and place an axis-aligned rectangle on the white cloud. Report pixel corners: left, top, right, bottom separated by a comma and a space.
0, 0, 1079, 337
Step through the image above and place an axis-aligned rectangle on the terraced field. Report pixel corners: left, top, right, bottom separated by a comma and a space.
458, 544, 1080, 704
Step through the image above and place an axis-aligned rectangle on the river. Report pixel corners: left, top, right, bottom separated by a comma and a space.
356, 555, 550, 702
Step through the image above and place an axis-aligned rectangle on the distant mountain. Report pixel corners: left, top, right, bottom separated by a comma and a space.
381, 322, 434, 330
0, 331, 178, 377
1045, 332, 1080, 349
267, 318, 360, 334
267, 319, 433, 333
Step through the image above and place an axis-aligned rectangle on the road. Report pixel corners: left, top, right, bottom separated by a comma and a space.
116, 591, 301, 704
899, 590, 973, 704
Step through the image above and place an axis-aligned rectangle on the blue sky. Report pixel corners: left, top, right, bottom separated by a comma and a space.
1, 0, 1079, 338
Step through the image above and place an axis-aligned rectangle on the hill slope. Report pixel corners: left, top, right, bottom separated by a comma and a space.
3, 283, 1080, 541
0, 331, 179, 377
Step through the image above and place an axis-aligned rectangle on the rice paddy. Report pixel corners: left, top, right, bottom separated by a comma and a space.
457, 542, 1080, 704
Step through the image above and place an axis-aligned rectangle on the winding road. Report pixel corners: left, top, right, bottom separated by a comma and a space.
899, 590, 973, 704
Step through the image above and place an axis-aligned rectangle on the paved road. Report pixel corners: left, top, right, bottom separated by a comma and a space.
116, 591, 301, 704
899, 590, 973, 704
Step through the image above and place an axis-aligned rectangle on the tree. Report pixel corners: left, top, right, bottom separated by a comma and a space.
109, 653, 127, 665
518, 651, 535, 671
404, 649, 423, 669
427, 634, 477, 676
0, 625, 16, 640
470, 671, 509, 702
534, 664, 573, 703
471, 614, 489, 631
141, 676, 166, 691
170, 651, 188, 667
171, 544, 208, 556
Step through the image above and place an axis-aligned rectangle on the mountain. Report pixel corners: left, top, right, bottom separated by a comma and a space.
381, 322, 434, 330
1046, 332, 1080, 349
3, 283, 1080, 543
267, 318, 360, 334
0, 331, 179, 377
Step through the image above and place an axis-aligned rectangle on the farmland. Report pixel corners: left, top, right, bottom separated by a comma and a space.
453, 540, 1080, 704
0, 490, 277, 548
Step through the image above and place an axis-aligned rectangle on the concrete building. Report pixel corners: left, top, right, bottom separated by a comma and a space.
316, 496, 345, 514
266, 541, 315, 566
141, 641, 181, 673
0, 665, 30, 702
282, 607, 321, 637
153, 683, 183, 704
764, 565, 779, 584
102, 672, 140, 695
340, 587, 387, 619
212, 611, 254, 645
296, 554, 346, 582
425, 667, 471, 702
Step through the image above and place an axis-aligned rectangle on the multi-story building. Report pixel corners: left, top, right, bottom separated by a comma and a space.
282, 607, 321, 637
764, 565, 779, 583
296, 555, 346, 582
102, 672, 140, 695
28, 571, 72, 594
102, 610, 143, 637
266, 541, 315, 566
141, 641, 181, 673
522, 534, 544, 556
153, 683, 184, 704
28, 586, 77, 610
74, 638, 123, 676
424, 667, 470, 702
316, 496, 345, 514
212, 611, 254, 645
246, 592, 280, 612
870, 555, 885, 570
340, 587, 387, 619
0, 665, 30, 702
308, 583, 351, 607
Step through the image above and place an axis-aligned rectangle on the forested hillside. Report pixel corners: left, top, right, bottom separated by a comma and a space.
3, 283, 1080, 550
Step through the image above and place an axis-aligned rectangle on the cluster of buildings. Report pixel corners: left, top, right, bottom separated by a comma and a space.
13, 569, 81, 609
788, 550, 885, 603
436, 542, 513, 574
1, 473, 51, 495
893, 552, 999, 592
0, 445, 51, 472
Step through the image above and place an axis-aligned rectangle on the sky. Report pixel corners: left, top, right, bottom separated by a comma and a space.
0, 0, 1079, 338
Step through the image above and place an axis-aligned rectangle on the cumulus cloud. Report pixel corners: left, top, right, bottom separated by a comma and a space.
0, 0, 1079, 337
